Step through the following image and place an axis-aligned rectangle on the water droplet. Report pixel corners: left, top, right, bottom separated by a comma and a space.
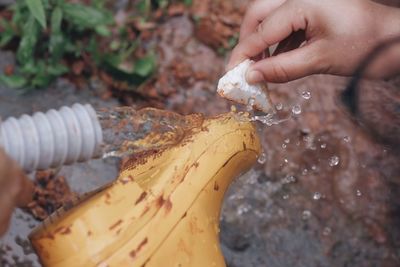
236, 203, 251, 215
283, 158, 289, 164
323, 227, 332, 236
302, 210, 311, 220
361, 163, 367, 169
291, 105, 302, 115
284, 138, 290, 144
282, 194, 289, 200
343, 136, 351, 143
313, 192, 322, 200
246, 98, 256, 112
302, 169, 308, 175
301, 91, 311, 100
282, 175, 297, 184
275, 103, 283, 111
102, 150, 118, 159
258, 153, 267, 164
320, 143, 327, 149
356, 189, 362, 197
329, 156, 340, 167
251, 113, 283, 126
311, 165, 317, 171
282, 143, 287, 149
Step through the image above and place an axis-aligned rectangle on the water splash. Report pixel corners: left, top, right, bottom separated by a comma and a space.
250, 113, 288, 126
246, 98, 256, 112
275, 103, 283, 111
282, 175, 297, 184
301, 91, 311, 100
313, 192, 322, 200
329, 156, 340, 167
322, 227, 332, 236
236, 203, 252, 215
302, 210, 311, 220
291, 105, 302, 115
356, 189, 362, 197
257, 152, 267, 164
311, 165, 318, 171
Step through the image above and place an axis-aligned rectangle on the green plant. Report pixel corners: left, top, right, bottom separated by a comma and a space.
0, 0, 157, 90
217, 34, 239, 57
136, 0, 192, 18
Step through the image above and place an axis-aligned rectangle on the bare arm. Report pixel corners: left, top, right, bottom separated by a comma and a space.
0, 148, 33, 236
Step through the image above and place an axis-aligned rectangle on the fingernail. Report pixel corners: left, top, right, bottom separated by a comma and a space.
246, 69, 263, 84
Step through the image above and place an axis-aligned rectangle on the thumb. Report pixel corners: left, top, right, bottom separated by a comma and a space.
246, 42, 326, 83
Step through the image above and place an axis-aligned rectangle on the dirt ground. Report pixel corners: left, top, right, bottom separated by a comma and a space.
1, 0, 400, 266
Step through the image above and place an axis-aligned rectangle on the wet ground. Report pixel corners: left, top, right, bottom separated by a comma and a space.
1, 0, 400, 266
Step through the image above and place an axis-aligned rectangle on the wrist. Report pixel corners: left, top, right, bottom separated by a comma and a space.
380, 5, 400, 40
366, 4, 400, 78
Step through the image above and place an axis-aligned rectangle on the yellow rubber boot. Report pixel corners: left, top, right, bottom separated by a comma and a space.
29, 109, 261, 267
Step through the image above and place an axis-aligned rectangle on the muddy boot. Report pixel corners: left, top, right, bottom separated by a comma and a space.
29, 108, 261, 267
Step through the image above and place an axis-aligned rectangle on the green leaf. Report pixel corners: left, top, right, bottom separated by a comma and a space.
86, 36, 101, 64
156, 0, 169, 9
16, 16, 40, 64
0, 19, 15, 47
49, 7, 64, 62
20, 62, 37, 74
50, 7, 62, 34
0, 74, 28, 88
47, 63, 68, 76
102, 61, 148, 86
95, 25, 111, 37
184, 0, 192, 6
92, 0, 105, 9
28, 60, 53, 88
137, 0, 151, 16
31, 73, 52, 88
0, 32, 14, 47
228, 34, 239, 49
134, 54, 156, 77
62, 3, 112, 29
10, 2, 28, 31
26, 0, 47, 29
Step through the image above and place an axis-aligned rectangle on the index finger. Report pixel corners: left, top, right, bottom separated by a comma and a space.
240, 0, 287, 41
228, 1, 308, 69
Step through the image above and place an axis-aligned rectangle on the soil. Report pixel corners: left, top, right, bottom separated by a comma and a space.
24, 170, 77, 221
1, 0, 400, 266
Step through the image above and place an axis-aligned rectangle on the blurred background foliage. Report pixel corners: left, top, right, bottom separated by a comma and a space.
0, 0, 193, 90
